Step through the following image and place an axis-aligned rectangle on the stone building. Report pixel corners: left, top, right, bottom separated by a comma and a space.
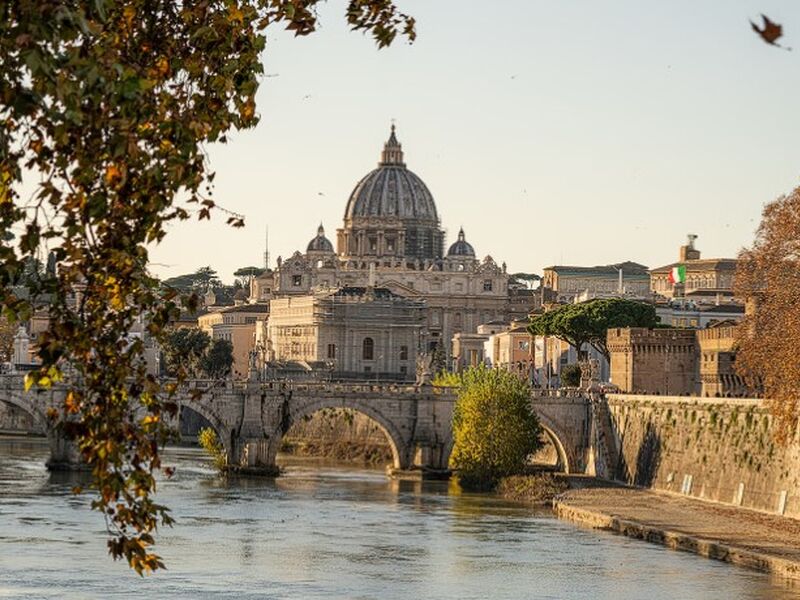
607, 325, 751, 397
655, 301, 744, 329
250, 126, 529, 364
697, 325, 749, 397
487, 323, 534, 380
607, 328, 698, 395
198, 304, 269, 377
451, 321, 510, 371
267, 286, 425, 380
650, 235, 737, 300
541, 261, 650, 303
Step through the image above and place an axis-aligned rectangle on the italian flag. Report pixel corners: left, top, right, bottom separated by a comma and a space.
668, 265, 686, 284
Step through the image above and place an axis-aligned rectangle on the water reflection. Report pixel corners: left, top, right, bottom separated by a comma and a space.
0, 436, 796, 600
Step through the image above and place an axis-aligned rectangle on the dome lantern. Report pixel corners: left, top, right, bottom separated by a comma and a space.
380, 124, 405, 167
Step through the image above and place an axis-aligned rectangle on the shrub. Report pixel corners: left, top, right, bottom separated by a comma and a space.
449, 365, 542, 490
560, 364, 582, 388
198, 428, 226, 472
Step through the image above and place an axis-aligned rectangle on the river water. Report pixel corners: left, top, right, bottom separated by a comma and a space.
0, 437, 795, 600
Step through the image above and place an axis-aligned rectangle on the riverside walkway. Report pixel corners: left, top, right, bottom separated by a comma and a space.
555, 481, 800, 583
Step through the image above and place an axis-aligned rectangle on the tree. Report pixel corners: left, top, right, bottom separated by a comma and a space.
560, 363, 581, 388
201, 339, 234, 379
0, 0, 414, 573
735, 187, 800, 440
510, 272, 541, 290
161, 329, 233, 380
449, 365, 543, 490
233, 266, 265, 288
161, 328, 211, 378
528, 298, 658, 360
162, 267, 221, 293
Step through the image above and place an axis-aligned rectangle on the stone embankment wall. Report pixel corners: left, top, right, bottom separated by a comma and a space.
605, 394, 800, 519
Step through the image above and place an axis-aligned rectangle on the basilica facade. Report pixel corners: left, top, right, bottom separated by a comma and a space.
251, 127, 531, 376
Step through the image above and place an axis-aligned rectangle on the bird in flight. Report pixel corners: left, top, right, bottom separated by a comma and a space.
750, 14, 791, 50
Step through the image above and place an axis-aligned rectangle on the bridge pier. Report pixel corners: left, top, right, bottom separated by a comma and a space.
45, 433, 88, 472
225, 437, 281, 477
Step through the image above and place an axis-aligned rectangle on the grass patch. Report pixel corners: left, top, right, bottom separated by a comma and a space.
495, 472, 569, 504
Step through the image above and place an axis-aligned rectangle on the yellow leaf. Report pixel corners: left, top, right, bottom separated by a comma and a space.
105, 164, 122, 186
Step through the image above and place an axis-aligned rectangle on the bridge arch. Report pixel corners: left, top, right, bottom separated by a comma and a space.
271, 397, 409, 470
174, 399, 233, 458
535, 413, 573, 474
0, 389, 50, 435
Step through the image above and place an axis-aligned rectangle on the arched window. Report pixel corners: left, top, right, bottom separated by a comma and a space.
363, 337, 374, 360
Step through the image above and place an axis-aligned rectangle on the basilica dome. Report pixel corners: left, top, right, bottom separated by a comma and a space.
447, 228, 475, 258
306, 224, 334, 253
343, 126, 438, 224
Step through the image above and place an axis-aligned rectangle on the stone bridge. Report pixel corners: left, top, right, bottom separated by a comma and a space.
0, 375, 598, 476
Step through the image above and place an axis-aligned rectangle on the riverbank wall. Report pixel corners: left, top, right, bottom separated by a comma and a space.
603, 394, 800, 519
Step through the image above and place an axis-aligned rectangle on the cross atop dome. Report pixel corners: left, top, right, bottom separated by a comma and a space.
380, 123, 405, 166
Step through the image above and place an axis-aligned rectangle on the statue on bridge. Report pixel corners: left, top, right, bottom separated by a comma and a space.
415, 352, 433, 386
247, 348, 260, 382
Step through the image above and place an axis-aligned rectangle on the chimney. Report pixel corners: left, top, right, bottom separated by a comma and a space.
679, 234, 701, 262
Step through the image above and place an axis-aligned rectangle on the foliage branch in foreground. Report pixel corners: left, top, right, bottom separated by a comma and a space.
0, 0, 414, 574
735, 187, 800, 441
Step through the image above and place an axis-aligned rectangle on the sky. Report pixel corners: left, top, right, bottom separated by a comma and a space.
147, 0, 800, 282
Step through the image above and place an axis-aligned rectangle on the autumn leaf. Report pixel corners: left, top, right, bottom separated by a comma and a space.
750, 14, 792, 50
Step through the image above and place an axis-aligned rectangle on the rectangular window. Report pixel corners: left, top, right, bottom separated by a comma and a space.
400, 365, 407, 375
292, 275, 302, 286
327, 344, 336, 359
364, 366, 372, 373
400, 345, 408, 360
483, 280, 493, 292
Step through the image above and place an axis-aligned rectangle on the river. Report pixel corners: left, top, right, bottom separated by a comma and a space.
0, 437, 794, 599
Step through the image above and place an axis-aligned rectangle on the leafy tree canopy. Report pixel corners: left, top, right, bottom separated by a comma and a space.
0, 0, 414, 573
201, 338, 234, 379
162, 328, 233, 380
449, 365, 542, 490
735, 186, 800, 440
528, 298, 658, 359
162, 267, 221, 293
233, 266, 266, 278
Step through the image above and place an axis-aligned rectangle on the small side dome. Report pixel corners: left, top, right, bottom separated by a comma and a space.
447, 227, 475, 258
307, 223, 334, 253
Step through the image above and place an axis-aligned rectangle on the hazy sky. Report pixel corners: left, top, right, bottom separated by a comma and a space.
148, 1, 800, 281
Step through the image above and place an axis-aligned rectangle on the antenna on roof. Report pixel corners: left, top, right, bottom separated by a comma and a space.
264, 226, 270, 270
